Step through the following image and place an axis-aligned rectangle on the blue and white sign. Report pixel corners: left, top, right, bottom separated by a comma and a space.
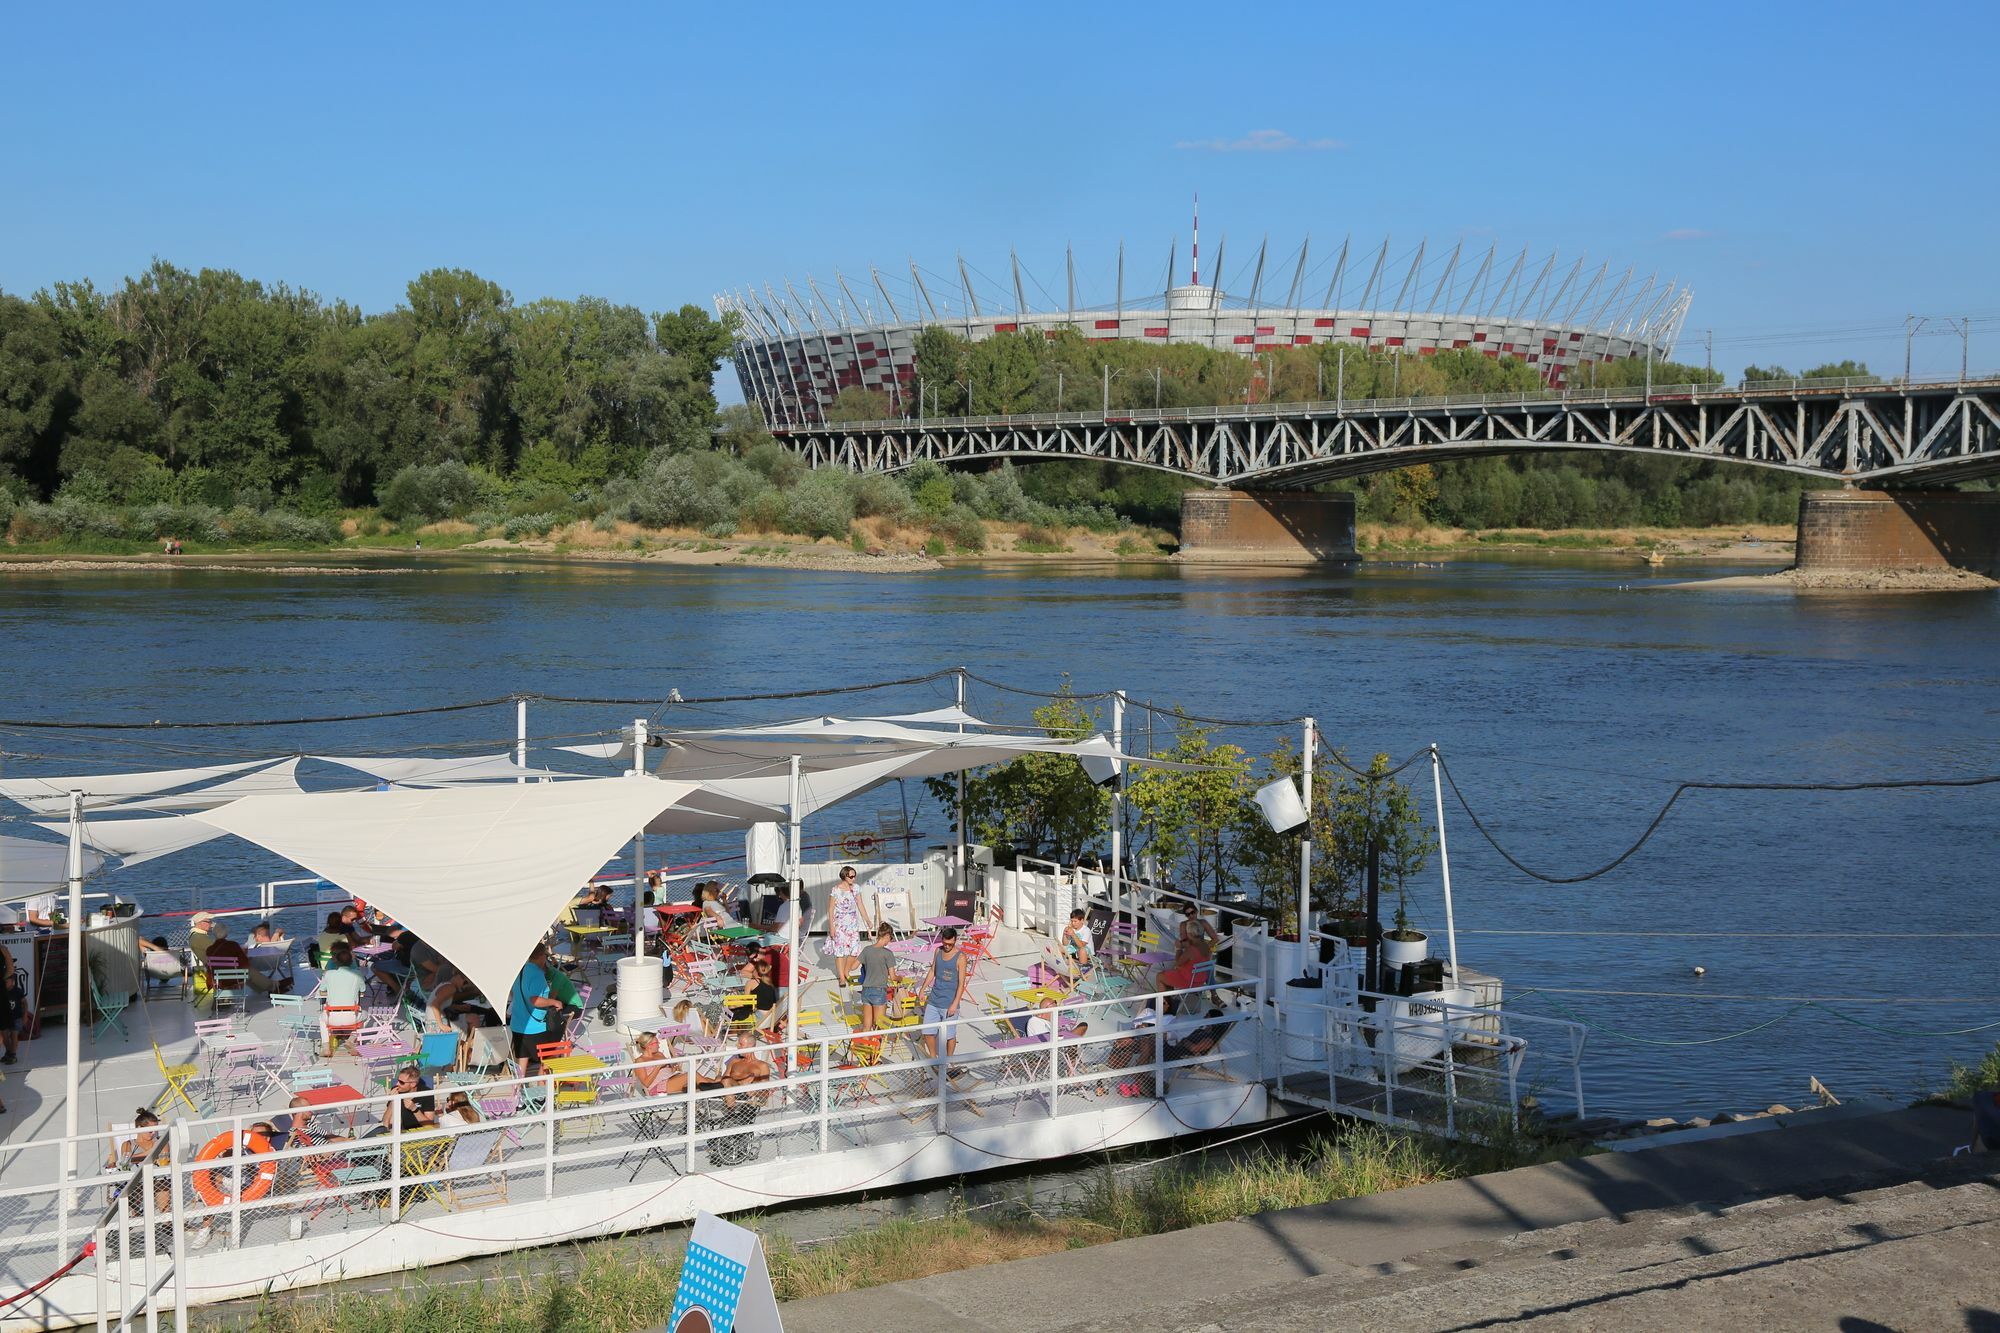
668, 1211, 782, 1333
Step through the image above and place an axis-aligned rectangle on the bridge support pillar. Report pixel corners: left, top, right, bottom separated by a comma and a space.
1178, 489, 1358, 563
1795, 489, 2000, 579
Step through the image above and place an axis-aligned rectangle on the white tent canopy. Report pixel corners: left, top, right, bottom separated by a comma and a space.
314, 754, 542, 785
191, 776, 700, 1010
34, 813, 229, 868
0, 834, 105, 895
0, 757, 284, 814
86, 757, 308, 813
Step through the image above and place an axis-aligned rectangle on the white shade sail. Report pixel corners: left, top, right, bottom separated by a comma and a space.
314, 754, 541, 785
34, 814, 229, 868
0, 757, 282, 814
0, 834, 105, 894
192, 777, 700, 1010
87, 757, 308, 813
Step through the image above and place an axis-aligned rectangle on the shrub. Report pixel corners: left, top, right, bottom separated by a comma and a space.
703, 520, 737, 539
852, 471, 916, 523
742, 440, 805, 489
785, 468, 857, 539
504, 512, 559, 540
263, 510, 339, 545
942, 504, 986, 552
46, 499, 126, 540
591, 512, 619, 533
220, 506, 273, 544
132, 503, 225, 543
377, 461, 505, 523
924, 536, 947, 558
908, 460, 955, 518
463, 509, 504, 532
622, 450, 770, 530
1016, 525, 1066, 552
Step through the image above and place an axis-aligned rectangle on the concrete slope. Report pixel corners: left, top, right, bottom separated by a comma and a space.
783, 1105, 1977, 1332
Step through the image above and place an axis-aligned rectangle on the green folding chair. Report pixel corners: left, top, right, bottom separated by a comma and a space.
89, 969, 130, 1040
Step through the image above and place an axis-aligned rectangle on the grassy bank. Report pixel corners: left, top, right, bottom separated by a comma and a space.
219, 1121, 1564, 1332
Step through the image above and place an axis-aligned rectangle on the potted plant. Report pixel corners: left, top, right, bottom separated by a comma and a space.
1381, 891, 1428, 968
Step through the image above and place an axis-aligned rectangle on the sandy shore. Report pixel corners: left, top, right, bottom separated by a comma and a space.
1669, 566, 2000, 592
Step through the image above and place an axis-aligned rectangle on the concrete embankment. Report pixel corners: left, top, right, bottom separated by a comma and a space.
784, 1105, 1985, 1331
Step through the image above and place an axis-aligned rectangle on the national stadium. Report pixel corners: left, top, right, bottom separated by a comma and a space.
716, 205, 1693, 426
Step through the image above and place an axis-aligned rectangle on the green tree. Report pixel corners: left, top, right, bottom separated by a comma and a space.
1327, 753, 1436, 930
924, 684, 1110, 863
1126, 713, 1254, 898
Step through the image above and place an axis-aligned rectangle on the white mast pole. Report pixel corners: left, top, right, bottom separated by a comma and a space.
1431, 744, 1458, 981
1298, 718, 1315, 970
785, 754, 802, 1081
62, 790, 83, 1208
515, 697, 527, 783
631, 718, 648, 957
954, 670, 968, 899
1110, 691, 1125, 927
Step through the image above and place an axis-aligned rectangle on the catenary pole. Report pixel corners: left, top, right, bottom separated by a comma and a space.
1298, 718, 1315, 973
955, 670, 968, 897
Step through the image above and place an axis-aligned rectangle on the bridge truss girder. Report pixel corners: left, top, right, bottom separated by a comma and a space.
774, 381, 2000, 489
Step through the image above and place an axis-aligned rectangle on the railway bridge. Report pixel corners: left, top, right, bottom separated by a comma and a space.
772, 374, 2000, 571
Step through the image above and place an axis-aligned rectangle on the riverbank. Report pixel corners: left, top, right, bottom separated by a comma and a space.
204, 1121, 1562, 1331
0, 518, 1793, 575
1672, 565, 2000, 591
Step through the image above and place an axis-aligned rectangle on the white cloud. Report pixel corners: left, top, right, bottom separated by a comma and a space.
1175, 128, 1345, 153
1662, 228, 1716, 241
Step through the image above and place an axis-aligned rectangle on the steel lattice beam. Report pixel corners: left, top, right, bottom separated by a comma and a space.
773, 379, 2000, 489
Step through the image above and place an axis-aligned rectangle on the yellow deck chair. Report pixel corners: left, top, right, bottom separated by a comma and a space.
151, 1041, 201, 1115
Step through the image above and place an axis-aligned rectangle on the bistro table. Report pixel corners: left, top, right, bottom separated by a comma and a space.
295, 1081, 367, 1133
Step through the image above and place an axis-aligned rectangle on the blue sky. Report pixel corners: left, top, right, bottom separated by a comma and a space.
4, 1, 1996, 389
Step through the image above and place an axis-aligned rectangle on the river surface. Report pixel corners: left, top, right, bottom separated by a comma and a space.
2, 553, 1996, 1118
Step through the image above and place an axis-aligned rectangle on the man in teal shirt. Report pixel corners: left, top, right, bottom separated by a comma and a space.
508, 942, 565, 1075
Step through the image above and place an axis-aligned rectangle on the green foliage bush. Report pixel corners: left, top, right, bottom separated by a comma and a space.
503, 512, 559, 540
785, 468, 857, 539
378, 461, 505, 523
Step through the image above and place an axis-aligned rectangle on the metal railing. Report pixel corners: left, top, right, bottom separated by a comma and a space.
778, 371, 2000, 436
0, 978, 1262, 1327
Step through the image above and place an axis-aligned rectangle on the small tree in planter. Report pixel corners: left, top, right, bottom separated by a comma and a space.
1329, 752, 1436, 954
1237, 732, 1356, 939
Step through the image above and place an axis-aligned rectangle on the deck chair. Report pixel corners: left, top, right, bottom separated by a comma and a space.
88, 967, 130, 1040
323, 1003, 363, 1057
150, 1041, 202, 1115
874, 889, 914, 935
417, 1031, 461, 1075
441, 1127, 511, 1211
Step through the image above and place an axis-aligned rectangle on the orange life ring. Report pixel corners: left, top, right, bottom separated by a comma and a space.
192, 1130, 278, 1206
838, 831, 881, 859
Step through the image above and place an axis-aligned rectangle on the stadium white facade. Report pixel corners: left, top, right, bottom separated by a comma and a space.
718, 221, 1692, 426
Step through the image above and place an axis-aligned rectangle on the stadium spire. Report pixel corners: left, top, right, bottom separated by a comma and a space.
1191, 192, 1200, 286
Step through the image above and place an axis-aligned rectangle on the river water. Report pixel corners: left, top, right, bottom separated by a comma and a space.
2, 553, 1996, 1119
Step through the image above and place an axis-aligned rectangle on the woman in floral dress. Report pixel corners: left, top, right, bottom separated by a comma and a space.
827, 865, 875, 986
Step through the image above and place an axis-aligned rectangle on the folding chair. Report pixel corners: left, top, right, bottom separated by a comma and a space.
417, 1031, 461, 1076
88, 969, 130, 1040
441, 1127, 511, 1211
151, 1041, 202, 1115
323, 1004, 363, 1058
208, 966, 250, 1014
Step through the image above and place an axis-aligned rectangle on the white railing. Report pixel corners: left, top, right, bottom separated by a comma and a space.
0, 978, 1262, 1328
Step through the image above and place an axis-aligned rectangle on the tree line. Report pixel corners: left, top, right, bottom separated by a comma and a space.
0, 260, 736, 510
0, 260, 1886, 542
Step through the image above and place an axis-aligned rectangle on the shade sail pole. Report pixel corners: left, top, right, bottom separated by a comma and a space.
785, 753, 802, 1081
954, 670, 968, 899
515, 698, 527, 783
1110, 690, 1125, 927
632, 717, 648, 956
1431, 744, 1458, 981
62, 790, 83, 1214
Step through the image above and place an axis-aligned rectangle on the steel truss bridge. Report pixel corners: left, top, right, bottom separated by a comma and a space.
770, 374, 2000, 488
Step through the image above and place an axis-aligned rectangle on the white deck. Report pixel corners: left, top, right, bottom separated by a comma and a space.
0, 916, 1271, 1330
